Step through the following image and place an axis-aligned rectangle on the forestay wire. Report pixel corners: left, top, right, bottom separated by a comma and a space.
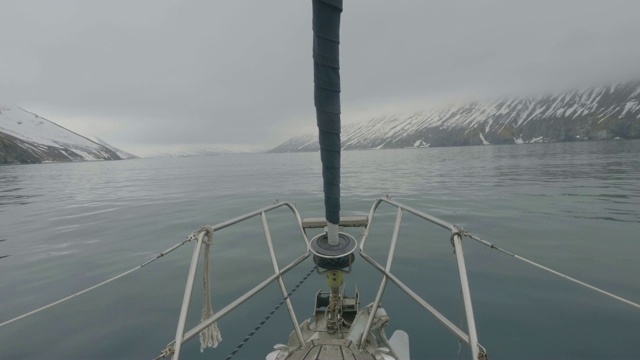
460, 231, 640, 310
0, 233, 197, 329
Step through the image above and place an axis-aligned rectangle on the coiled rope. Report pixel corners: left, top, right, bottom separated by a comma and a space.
0, 232, 198, 328
154, 265, 318, 360
460, 231, 640, 310
224, 265, 317, 360
199, 226, 222, 352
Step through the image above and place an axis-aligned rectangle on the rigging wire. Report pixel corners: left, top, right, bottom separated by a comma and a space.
0, 234, 196, 329
462, 231, 640, 310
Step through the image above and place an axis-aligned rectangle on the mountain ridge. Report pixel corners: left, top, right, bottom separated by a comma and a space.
90, 136, 138, 160
270, 80, 640, 152
0, 105, 123, 164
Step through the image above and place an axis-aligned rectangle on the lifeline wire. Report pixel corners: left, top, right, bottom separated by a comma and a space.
0, 235, 195, 328
463, 232, 640, 310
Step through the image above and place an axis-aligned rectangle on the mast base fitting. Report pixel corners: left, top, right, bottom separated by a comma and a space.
310, 232, 357, 271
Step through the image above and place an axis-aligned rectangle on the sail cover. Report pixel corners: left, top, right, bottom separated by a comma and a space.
312, 0, 342, 226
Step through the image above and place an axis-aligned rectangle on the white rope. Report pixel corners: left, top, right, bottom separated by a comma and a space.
0, 236, 193, 328
198, 226, 222, 352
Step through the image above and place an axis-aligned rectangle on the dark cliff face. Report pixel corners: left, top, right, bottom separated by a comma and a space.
0, 133, 41, 164
270, 81, 640, 152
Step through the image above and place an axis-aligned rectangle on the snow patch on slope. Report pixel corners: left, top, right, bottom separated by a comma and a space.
0, 105, 120, 161
413, 139, 429, 147
270, 80, 640, 152
479, 132, 491, 145
1, 107, 93, 149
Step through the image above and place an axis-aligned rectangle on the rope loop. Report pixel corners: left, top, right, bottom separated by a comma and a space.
199, 225, 214, 245
450, 224, 467, 254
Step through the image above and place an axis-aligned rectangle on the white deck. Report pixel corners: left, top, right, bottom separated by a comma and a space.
287, 339, 375, 360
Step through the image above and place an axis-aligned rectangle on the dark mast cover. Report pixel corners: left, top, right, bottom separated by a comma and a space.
312, 0, 342, 226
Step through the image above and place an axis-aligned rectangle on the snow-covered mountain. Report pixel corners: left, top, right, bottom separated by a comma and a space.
90, 136, 138, 160
270, 81, 640, 152
0, 106, 121, 164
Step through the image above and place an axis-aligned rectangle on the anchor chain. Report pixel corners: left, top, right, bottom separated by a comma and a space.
224, 265, 317, 360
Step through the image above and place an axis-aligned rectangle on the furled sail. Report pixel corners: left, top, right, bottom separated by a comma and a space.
312, 0, 342, 243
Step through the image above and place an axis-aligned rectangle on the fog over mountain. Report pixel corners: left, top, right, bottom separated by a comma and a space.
270, 81, 640, 152
2, 1, 640, 155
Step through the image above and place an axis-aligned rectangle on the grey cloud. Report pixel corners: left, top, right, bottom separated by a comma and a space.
1, 0, 639, 154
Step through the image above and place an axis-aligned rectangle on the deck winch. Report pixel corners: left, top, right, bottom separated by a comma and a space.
309, 231, 357, 271
309, 230, 358, 333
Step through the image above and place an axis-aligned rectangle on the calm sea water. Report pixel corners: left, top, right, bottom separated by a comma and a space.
0, 141, 639, 360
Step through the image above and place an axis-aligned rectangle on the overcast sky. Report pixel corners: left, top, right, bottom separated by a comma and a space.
2, 0, 640, 157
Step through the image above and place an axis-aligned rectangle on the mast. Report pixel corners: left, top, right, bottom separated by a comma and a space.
312, 0, 342, 245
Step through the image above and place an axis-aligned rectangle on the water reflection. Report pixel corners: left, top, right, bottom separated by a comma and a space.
0, 238, 7, 260
0, 172, 34, 209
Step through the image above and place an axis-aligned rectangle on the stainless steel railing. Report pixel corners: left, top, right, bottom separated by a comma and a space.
170, 198, 487, 360
358, 197, 486, 359
171, 201, 311, 359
